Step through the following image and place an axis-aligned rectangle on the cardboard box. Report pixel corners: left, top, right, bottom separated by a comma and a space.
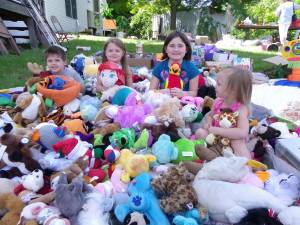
127, 54, 153, 69
205, 61, 232, 69
195, 36, 209, 45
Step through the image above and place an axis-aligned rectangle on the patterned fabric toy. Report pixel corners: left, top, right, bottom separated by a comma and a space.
151, 163, 198, 214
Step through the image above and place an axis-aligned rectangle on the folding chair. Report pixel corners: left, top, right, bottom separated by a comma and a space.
50, 16, 71, 43
102, 19, 117, 36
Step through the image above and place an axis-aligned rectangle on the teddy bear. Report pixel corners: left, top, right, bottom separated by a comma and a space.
151, 163, 198, 215
154, 97, 184, 128
0, 133, 41, 178
114, 172, 170, 225
142, 90, 172, 109
116, 149, 156, 182
13, 93, 47, 127
196, 108, 239, 161
0, 193, 25, 225
141, 122, 181, 143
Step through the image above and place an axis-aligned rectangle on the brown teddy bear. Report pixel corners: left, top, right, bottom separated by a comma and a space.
0, 133, 41, 178
154, 97, 184, 128
196, 108, 239, 162
13, 93, 46, 127
151, 163, 198, 214
0, 193, 25, 225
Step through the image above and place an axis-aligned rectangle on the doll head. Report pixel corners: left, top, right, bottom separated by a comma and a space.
98, 61, 123, 88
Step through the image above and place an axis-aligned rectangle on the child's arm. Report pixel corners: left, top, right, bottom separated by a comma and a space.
208, 105, 249, 140
149, 76, 170, 94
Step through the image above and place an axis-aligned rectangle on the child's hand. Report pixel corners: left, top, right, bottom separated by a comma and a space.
27, 62, 44, 74
170, 88, 184, 98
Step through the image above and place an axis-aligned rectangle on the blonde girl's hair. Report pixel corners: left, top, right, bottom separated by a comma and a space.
222, 66, 253, 105
102, 38, 131, 80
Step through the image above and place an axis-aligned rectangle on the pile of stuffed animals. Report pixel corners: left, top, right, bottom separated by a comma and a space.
0, 54, 300, 225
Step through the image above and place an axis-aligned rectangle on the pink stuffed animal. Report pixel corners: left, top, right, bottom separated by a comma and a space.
94, 165, 129, 197
113, 92, 153, 128
181, 96, 204, 110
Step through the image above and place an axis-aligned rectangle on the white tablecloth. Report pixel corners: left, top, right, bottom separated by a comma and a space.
252, 83, 300, 118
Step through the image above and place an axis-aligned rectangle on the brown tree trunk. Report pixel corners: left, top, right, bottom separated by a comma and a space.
170, 2, 177, 30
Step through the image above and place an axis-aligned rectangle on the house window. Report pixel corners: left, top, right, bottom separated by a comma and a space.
65, 0, 77, 19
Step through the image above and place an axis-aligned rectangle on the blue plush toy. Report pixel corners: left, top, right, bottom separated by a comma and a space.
173, 208, 209, 225
152, 134, 178, 164
48, 77, 66, 90
114, 172, 170, 225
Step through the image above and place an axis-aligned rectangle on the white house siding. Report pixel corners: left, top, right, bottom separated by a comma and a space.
153, 8, 234, 40
44, 0, 97, 33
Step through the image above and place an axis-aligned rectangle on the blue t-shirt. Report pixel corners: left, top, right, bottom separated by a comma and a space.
152, 59, 200, 91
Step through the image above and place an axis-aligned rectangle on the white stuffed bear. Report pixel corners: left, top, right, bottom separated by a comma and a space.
192, 155, 289, 224
22, 169, 44, 192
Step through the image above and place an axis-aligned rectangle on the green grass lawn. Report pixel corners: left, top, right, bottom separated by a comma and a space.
0, 35, 278, 89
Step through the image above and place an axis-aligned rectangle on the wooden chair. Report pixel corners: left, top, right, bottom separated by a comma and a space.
102, 19, 117, 36
50, 16, 70, 43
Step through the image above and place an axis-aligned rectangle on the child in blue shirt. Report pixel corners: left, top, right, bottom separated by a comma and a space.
150, 31, 199, 97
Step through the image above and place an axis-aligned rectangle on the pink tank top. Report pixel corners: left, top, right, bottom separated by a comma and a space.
212, 98, 241, 127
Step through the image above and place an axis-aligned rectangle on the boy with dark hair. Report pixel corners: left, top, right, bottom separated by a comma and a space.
29, 45, 84, 91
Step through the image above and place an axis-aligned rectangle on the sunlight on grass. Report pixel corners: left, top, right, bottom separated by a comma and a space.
0, 36, 279, 88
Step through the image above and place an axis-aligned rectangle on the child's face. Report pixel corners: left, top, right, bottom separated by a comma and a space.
165, 37, 187, 62
105, 43, 123, 64
216, 72, 230, 99
46, 54, 66, 73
